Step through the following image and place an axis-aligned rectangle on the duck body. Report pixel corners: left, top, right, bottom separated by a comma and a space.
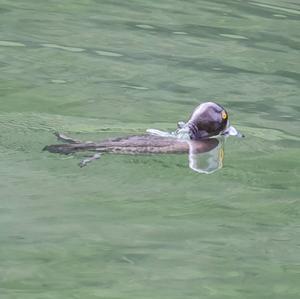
43, 102, 242, 165
44, 134, 219, 155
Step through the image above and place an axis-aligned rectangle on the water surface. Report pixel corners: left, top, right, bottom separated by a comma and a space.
0, 0, 299, 298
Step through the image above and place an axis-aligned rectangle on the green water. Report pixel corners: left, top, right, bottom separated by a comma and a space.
0, 0, 299, 298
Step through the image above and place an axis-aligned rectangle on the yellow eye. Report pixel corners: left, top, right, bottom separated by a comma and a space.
221, 110, 227, 120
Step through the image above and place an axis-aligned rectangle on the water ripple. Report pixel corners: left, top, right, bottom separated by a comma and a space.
0, 40, 25, 47
219, 34, 248, 40
250, 2, 300, 15
41, 43, 85, 52
95, 50, 123, 57
136, 24, 155, 30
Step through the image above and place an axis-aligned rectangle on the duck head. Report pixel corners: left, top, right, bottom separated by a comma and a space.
181, 102, 243, 140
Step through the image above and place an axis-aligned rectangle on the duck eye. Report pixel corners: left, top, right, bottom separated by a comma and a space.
221, 110, 227, 120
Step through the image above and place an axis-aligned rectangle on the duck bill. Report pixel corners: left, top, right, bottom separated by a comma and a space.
222, 125, 244, 138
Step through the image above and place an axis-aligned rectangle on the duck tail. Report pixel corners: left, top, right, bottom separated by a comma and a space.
43, 143, 80, 154
43, 142, 100, 154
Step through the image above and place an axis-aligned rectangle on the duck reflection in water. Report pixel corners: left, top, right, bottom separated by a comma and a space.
188, 137, 225, 174
44, 102, 243, 174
